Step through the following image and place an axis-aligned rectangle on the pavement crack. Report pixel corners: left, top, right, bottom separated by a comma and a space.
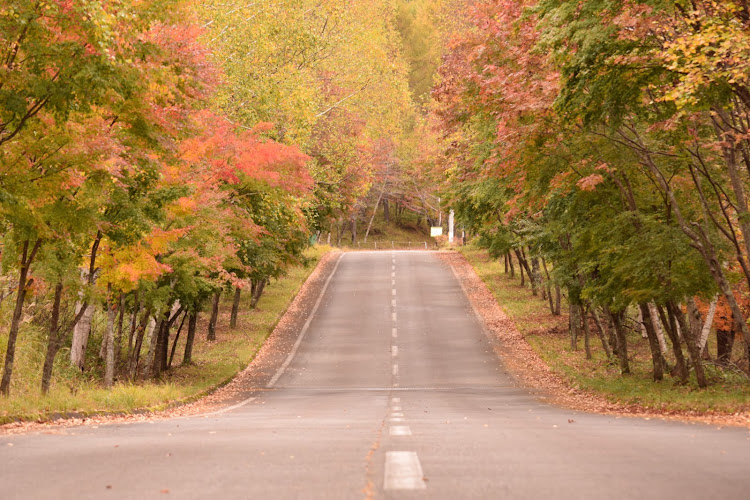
362, 393, 390, 500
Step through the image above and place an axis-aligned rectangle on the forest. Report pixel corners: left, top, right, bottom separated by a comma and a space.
2, 0, 750, 413
435, 0, 750, 390
0, 0, 451, 406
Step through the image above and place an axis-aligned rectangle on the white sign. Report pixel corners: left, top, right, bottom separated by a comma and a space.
430, 226, 443, 237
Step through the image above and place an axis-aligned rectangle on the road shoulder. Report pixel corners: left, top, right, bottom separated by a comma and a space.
0, 251, 342, 435
438, 250, 750, 428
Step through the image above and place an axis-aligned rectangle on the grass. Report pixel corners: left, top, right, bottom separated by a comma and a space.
460, 244, 750, 414
0, 245, 331, 424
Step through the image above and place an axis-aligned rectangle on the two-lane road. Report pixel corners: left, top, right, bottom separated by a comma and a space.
2, 251, 749, 499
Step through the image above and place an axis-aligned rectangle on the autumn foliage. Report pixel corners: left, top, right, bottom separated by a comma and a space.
0, 0, 313, 394
433, 0, 750, 385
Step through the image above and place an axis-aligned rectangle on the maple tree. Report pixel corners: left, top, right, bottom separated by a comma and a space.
0, 0, 316, 396
431, 0, 750, 384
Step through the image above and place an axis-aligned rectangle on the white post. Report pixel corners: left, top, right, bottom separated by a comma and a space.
438, 196, 442, 226
448, 210, 454, 244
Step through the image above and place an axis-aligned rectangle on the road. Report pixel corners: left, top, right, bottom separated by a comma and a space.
2, 251, 749, 499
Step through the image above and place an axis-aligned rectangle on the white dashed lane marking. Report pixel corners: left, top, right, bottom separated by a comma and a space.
384, 451, 427, 490
389, 426, 412, 436
392, 346, 398, 357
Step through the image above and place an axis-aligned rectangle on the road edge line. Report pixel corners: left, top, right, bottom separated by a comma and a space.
266, 252, 345, 388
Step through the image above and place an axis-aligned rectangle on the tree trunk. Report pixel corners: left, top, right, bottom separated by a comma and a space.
168, 311, 188, 369
153, 313, 169, 378
668, 301, 707, 388
657, 304, 688, 384
250, 279, 267, 309
383, 198, 390, 223
531, 257, 543, 298
519, 248, 536, 295
41, 283, 90, 394
686, 298, 703, 343
183, 311, 198, 365
40, 282, 63, 394
508, 252, 515, 278
514, 249, 525, 286
143, 314, 163, 379
639, 303, 664, 381
547, 286, 555, 315
351, 216, 357, 245
70, 305, 94, 370
230, 287, 241, 329
364, 189, 385, 242
608, 309, 630, 374
569, 303, 580, 351
159, 306, 183, 373
504, 253, 508, 274
115, 294, 125, 374
591, 308, 613, 359
716, 328, 735, 365
637, 307, 648, 339
70, 233, 101, 371
698, 296, 718, 353
104, 288, 116, 388
127, 293, 139, 360
128, 309, 152, 379
554, 286, 561, 316
208, 291, 220, 341
648, 302, 669, 356
541, 258, 554, 313
336, 217, 343, 247
1, 239, 41, 395
581, 306, 592, 359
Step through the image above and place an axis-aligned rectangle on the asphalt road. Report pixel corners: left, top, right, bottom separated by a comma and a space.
2, 251, 749, 499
